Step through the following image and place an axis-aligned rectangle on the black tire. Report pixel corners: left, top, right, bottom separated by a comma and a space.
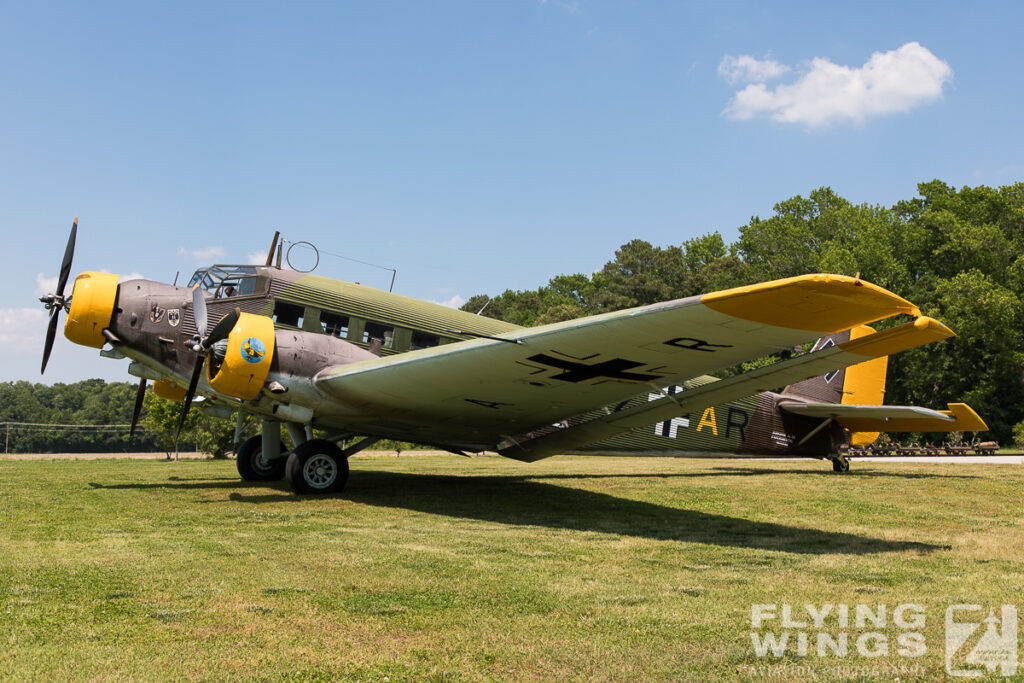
285, 439, 349, 495
831, 457, 850, 473
236, 435, 286, 481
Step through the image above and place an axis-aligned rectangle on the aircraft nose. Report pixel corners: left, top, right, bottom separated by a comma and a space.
64, 272, 119, 348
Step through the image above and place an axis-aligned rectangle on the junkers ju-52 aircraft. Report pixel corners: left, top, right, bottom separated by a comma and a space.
40, 219, 986, 494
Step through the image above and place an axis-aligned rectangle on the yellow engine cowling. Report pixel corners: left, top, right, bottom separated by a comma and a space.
153, 379, 187, 402
64, 272, 119, 348
207, 312, 276, 400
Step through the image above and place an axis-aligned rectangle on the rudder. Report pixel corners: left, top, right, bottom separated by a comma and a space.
841, 326, 888, 446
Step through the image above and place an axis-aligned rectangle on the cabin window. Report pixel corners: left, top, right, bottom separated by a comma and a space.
410, 331, 440, 350
273, 301, 304, 328
320, 311, 349, 338
363, 322, 395, 349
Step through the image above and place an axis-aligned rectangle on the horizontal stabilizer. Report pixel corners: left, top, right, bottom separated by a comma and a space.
780, 402, 987, 433
780, 404, 953, 421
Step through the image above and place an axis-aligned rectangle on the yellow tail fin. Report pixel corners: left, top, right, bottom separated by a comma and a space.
842, 325, 888, 446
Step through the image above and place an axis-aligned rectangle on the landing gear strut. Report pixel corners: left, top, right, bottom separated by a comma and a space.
831, 455, 850, 473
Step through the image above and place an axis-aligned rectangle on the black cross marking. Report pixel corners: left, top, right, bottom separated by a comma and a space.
465, 399, 513, 409
663, 337, 733, 352
526, 353, 662, 383
815, 337, 841, 383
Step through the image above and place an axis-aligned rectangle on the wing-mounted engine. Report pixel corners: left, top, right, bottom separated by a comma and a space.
206, 312, 276, 400
205, 311, 378, 402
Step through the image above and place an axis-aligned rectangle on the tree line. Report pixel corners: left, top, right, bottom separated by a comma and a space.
0, 380, 160, 453
0, 379, 422, 455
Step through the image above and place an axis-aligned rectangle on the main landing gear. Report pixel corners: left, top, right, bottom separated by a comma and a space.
830, 455, 851, 473
234, 418, 380, 495
235, 433, 348, 494
236, 435, 286, 481
285, 439, 349, 495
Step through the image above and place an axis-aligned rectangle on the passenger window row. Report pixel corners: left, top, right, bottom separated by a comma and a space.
272, 301, 446, 353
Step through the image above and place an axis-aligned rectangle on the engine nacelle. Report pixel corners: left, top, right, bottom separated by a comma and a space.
206, 312, 379, 402
153, 379, 187, 401
207, 312, 276, 400
64, 272, 118, 348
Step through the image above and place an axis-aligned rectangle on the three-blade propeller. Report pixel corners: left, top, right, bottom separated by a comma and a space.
39, 218, 153, 440
174, 289, 240, 444
129, 378, 148, 438
40, 218, 78, 374
40, 220, 240, 446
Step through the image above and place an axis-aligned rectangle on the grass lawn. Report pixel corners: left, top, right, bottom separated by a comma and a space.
0, 454, 1021, 681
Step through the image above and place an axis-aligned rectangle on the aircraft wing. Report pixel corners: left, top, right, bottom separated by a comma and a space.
779, 402, 987, 433
314, 274, 931, 450
492, 316, 954, 460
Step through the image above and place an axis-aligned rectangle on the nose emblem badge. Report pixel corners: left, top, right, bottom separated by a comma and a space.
241, 337, 266, 364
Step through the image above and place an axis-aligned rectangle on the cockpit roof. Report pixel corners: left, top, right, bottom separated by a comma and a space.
188, 265, 263, 297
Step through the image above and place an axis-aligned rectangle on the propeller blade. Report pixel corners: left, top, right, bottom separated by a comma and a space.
130, 378, 148, 438
56, 217, 77, 297
175, 356, 206, 445
233, 408, 245, 452
41, 309, 60, 374
192, 285, 208, 339
203, 308, 240, 349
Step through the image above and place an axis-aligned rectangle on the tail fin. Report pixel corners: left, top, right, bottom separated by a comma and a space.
840, 326, 887, 446
784, 325, 888, 446
783, 328, 855, 404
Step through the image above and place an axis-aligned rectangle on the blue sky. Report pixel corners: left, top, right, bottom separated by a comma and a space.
3, 1, 1023, 384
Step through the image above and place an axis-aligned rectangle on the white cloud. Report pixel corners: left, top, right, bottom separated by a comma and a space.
433, 294, 466, 309
0, 308, 47, 351
722, 42, 953, 127
247, 251, 268, 265
36, 273, 58, 296
718, 54, 789, 84
177, 246, 225, 262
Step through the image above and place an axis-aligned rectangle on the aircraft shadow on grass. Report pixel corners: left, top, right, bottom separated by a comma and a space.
450, 467, 980, 481
88, 469, 948, 555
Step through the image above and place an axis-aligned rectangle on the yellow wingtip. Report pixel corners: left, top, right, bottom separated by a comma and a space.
838, 316, 954, 359
701, 274, 920, 333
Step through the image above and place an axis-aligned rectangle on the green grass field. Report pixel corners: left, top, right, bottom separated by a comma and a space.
0, 455, 1021, 681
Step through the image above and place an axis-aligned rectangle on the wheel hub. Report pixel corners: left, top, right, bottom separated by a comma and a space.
304, 454, 337, 488
253, 449, 273, 473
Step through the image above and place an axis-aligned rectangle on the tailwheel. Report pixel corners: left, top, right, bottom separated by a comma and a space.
286, 439, 349, 495
236, 435, 286, 481
831, 455, 850, 473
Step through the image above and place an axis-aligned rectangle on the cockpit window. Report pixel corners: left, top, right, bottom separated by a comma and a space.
187, 266, 260, 298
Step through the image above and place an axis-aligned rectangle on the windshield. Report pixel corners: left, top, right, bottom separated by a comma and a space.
187, 266, 261, 298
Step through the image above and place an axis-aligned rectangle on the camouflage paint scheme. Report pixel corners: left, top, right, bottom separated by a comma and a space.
69, 262, 979, 467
